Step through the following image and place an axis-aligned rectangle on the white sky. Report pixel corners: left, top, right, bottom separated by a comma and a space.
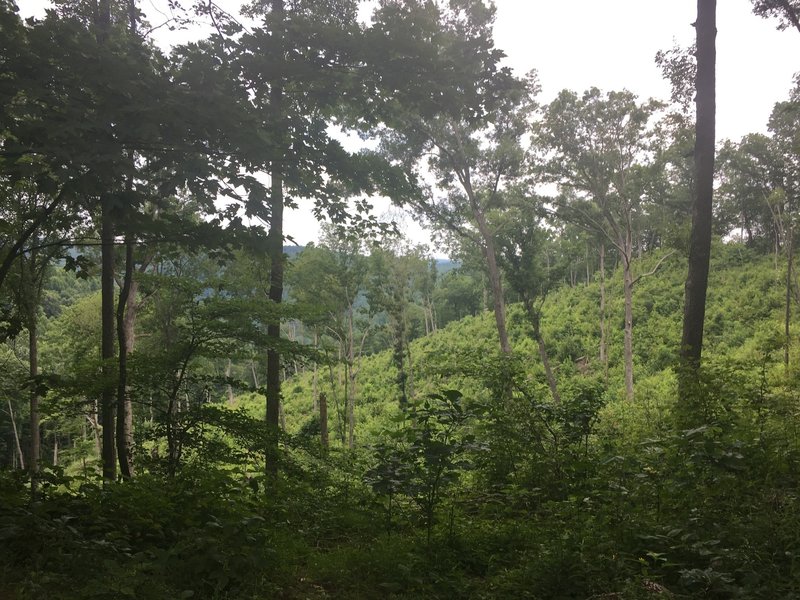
17, 0, 800, 252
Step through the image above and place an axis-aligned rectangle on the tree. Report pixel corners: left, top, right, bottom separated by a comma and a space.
232, 0, 407, 469
717, 135, 785, 252
679, 0, 716, 402
288, 239, 371, 448
366, 243, 431, 409
540, 88, 669, 401
367, 0, 536, 355
4, 185, 72, 495
494, 196, 562, 404
769, 77, 800, 366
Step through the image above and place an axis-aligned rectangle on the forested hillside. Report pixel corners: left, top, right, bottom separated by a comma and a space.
2, 0, 800, 598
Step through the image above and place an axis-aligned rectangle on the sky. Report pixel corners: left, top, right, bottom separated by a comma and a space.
17, 0, 800, 252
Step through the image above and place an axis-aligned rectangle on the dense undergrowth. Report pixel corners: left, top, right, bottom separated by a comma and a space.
3, 245, 800, 598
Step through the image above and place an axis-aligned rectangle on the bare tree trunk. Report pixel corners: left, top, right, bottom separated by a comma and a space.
585, 242, 590, 286
599, 242, 608, 378
251, 361, 259, 388
475, 211, 511, 354
312, 330, 319, 412
406, 343, 415, 400
52, 432, 58, 466
680, 0, 716, 399
29, 320, 39, 495
89, 405, 101, 459
116, 237, 134, 479
225, 359, 234, 405
319, 392, 328, 449
529, 305, 560, 405
623, 250, 635, 402
786, 223, 794, 367
7, 399, 24, 470
100, 196, 117, 482
347, 308, 356, 449
393, 316, 408, 410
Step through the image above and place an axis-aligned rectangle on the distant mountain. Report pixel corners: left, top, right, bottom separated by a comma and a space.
285, 245, 457, 273
434, 258, 458, 274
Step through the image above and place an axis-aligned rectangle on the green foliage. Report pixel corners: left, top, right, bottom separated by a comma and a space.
366, 390, 477, 542
3, 1, 800, 597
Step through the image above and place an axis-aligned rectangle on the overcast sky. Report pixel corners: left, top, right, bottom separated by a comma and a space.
17, 0, 800, 251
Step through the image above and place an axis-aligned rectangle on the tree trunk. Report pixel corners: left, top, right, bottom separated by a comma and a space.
116, 237, 134, 479
225, 359, 235, 405
29, 319, 39, 495
251, 361, 259, 388
623, 251, 635, 402
89, 404, 101, 460
7, 399, 24, 470
529, 304, 560, 405
679, 0, 716, 397
474, 211, 511, 354
100, 197, 117, 482
599, 242, 608, 378
585, 242, 590, 286
393, 316, 408, 409
319, 392, 328, 449
786, 222, 794, 367
265, 0, 285, 476
406, 343, 415, 400
347, 307, 356, 449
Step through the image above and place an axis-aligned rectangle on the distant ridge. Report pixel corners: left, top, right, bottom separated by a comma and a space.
284, 245, 458, 273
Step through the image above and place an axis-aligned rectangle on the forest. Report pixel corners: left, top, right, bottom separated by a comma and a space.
1, 0, 799, 598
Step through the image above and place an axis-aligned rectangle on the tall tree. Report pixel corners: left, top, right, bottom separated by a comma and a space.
288, 240, 370, 448
367, 0, 535, 355
494, 196, 562, 404
235, 0, 402, 468
540, 88, 668, 401
769, 78, 800, 366
679, 0, 717, 399
264, 0, 286, 476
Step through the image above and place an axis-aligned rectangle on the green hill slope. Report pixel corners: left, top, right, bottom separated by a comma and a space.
279, 243, 787, 444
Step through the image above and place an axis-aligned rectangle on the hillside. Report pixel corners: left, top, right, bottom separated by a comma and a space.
278, 243, 788, 443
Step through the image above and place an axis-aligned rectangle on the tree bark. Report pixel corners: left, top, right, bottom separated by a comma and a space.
680, 0, 716, 396
116, 236, 134, 479
312, 331, 319, 412
7, 399, 24, 470
393, 313, 408, 409
347, 306, 356, 449
225, 359, 235, 406
786, 222, 794, 367
265, 0, 285, 476
319, 392, 328, 449
599, 242, 608, 378
529, 304, 560, 405
100, 197, 117, 481
623, 250, 635, 402
474, 210, 511, 354
29, 320, 39, 496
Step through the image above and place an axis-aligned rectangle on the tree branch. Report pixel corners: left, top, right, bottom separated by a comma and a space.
632, 249, 676, 286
